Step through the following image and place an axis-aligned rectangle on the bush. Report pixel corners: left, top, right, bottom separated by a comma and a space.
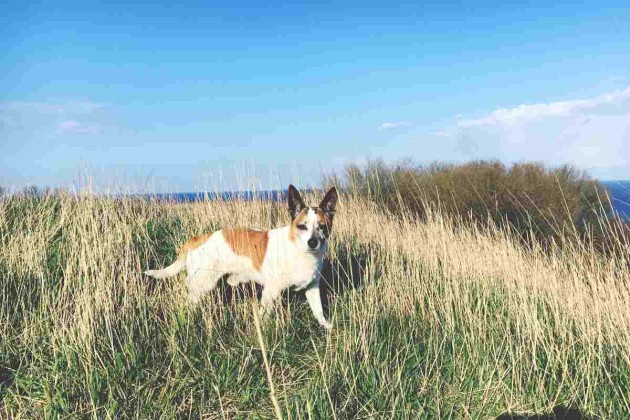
341, 159, 611, 246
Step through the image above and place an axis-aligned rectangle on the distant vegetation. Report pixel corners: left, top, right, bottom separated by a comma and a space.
337, 159, 623, 250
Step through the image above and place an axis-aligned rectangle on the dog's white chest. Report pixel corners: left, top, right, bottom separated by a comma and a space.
273, 254, 321, 289
292, 259, 322, 291
262, 228, 323, 290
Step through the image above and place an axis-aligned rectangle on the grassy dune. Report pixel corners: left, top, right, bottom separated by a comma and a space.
1, 189, 629, 418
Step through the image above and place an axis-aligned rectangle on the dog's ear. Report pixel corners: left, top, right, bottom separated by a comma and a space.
319, 187, 338, 220
287, 184, 306, 220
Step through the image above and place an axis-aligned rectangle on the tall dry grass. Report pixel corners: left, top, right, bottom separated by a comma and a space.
0, 185, 629, 418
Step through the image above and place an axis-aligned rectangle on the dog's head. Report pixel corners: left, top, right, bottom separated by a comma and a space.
287, 185, 338, 253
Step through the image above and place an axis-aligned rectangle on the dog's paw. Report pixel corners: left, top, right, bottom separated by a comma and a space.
320, 320, 332, 331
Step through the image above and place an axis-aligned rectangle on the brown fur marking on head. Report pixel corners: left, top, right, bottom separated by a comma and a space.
177, 233, 212, 260
289, 208, 309, 241
313, 207, 332, 228
222, 229, 269, 271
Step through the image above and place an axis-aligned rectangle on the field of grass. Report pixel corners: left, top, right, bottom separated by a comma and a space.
1, 187, 629, 418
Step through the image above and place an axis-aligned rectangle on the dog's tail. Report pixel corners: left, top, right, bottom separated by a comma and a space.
145, 233, 211, 279
144, 259, 185, 279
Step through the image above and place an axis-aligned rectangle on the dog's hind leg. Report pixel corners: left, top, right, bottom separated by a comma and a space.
187, 282, 202, 304
185, 267, 224, 304
226, 273, 249, 287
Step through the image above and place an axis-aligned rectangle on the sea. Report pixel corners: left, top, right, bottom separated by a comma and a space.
602, 180, 630, 220
150, 181, 630, 220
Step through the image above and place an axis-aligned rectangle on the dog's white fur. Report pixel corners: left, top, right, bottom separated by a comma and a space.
144, 185, 337, 329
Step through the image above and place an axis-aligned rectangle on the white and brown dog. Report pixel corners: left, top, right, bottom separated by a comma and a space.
145, 185, 337, 329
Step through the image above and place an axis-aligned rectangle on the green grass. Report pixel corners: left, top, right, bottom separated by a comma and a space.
1, 191, 628, 418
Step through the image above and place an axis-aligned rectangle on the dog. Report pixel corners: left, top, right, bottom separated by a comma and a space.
144, 185, 337, 329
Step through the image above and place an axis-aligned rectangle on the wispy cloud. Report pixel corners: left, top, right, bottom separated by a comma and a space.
379, 121, 411, 130
58, 120, 102, 135
2, 100, 105, 115
434, 86, 630, 176
1, 100, 108, 136
455, 87, 630, 128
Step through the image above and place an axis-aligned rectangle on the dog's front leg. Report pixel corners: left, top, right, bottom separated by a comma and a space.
259, 285, 281, 319
305, 279, 331, 330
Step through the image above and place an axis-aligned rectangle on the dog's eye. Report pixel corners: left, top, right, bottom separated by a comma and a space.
318, 223, 327, 230
297, 224, 307, 231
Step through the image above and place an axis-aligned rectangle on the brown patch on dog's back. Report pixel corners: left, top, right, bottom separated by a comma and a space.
177, 233, 212, 260
222, 229, 269, 271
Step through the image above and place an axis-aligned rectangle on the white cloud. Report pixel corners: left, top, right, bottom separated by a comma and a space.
58, 120, 102, 135
379, 121, 411, 130
1, 100, 108, 136
2, 100, 105, 115
435, 86, 630, 177
455, 87, 630, 128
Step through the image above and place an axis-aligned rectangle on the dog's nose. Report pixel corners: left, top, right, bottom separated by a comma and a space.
307, 238, 319, 249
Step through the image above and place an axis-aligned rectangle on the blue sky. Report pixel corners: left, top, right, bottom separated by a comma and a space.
2, 1, 629, 191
